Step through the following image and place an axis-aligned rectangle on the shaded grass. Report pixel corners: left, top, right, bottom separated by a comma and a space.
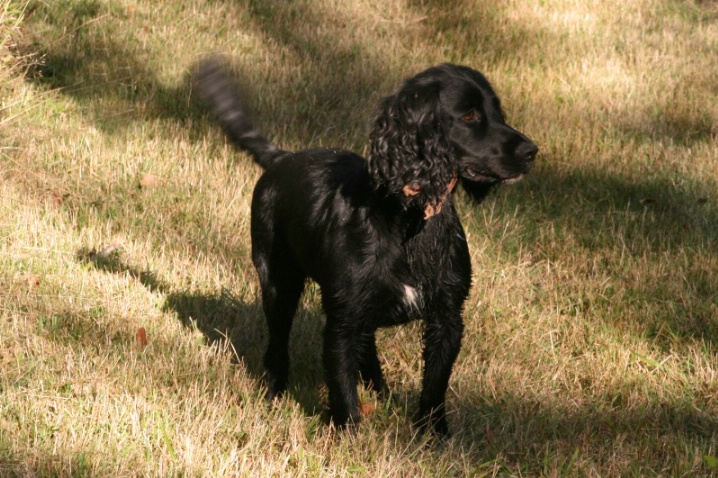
2, 0, 718, 476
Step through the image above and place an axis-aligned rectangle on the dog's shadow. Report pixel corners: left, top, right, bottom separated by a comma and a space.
77, 247, 327, 418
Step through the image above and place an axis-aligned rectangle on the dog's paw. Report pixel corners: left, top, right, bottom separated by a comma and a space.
326, 407, 362, 433
262, 376, 287, 403
414, 409, 450, 439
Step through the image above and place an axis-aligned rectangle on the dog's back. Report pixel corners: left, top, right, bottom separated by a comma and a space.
251, 149, 374, 282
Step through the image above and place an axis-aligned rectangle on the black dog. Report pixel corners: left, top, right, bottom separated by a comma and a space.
194, 60, 537, 435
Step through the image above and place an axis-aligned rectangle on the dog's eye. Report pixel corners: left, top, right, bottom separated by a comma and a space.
462, 110, 480, 122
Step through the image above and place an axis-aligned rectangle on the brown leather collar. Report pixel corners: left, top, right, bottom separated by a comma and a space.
402, 174, 458, 220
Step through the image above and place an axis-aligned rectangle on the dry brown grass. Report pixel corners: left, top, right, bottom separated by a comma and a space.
2, 0, 718, 476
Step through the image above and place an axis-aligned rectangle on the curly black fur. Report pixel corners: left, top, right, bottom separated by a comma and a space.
368, 77, 454, 211
194, 59, 537, 436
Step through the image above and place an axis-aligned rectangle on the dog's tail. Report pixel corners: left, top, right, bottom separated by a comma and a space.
193, 58, 284, 169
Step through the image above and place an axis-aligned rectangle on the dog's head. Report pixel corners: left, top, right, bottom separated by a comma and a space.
368, 64, 538, 214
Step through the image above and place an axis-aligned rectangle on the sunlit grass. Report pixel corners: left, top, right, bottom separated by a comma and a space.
1, 0, 717, 476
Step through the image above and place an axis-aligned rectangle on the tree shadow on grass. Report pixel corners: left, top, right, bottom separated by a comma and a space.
239, 0, 550, 147
17, 0, 548, 147
19, 0, 392, 147
404, 0, 547, 64
478, 163, 718, 346
18, 0, 197, 133
453, 390, 718, 475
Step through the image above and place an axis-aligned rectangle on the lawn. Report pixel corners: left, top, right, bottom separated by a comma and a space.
1, 0, 717, 476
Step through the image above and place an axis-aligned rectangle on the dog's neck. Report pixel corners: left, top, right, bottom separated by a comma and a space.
369, 185, 454, 244
401, 174, 458, 220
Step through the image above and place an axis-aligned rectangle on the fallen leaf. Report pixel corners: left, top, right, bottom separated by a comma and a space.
49, 191, 68, 206
26, 275, 40, 287
485, 424, 495, 444
139, 174, 160, 188
98, 245, 120, 258
359, 402, 375, 416
136, 327, 148, 348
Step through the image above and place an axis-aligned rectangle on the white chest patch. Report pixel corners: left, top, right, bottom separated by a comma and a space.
402, 284, 421, 310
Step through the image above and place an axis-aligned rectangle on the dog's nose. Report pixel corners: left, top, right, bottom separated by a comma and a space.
516, 141, 538, 162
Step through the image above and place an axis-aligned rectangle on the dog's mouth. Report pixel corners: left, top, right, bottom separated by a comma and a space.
461, 166, 497, 182
502, 174, 524, 184
461, 165, 524, 184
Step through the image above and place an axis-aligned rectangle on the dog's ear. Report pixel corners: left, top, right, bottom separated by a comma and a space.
368, 78, 455, 212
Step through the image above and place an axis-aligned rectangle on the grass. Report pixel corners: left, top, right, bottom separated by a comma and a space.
1, 0, 718, 476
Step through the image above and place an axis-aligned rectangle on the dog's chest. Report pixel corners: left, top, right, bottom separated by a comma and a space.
352, 213, 471, 328
368, 281, 423, 328
374, 251, 444, 325
401, 283, 421, 310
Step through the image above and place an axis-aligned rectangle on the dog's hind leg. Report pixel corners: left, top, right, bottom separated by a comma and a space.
254, 240, 306, 400
260, 268, 305, 399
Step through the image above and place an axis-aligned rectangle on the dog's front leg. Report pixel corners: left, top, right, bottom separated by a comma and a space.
417, 316, 464, 436
323, 320, 361, 428
357, 331, 388, 398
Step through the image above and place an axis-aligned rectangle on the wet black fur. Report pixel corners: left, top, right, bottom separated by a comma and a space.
194, 60, 537, 435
